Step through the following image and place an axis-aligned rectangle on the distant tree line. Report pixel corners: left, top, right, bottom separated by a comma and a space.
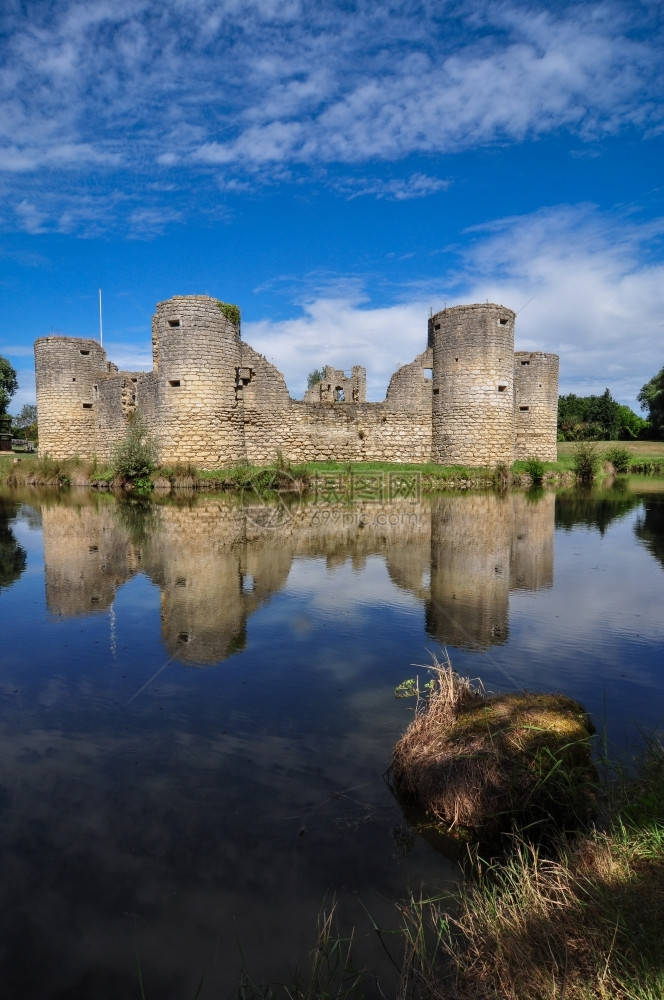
557, 362, 664, 441
557, 389, 648, 441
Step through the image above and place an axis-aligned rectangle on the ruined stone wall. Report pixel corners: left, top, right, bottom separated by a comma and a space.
514, 352, 559, 461
385, 349, 433, 412
430, 304, 516, 466
303, 365, 366, 404
94, 370, 145, 461
152, 296, 246, 467
273, 402, 432, 464
35, 295, 558, 468
34, 337, 107, 460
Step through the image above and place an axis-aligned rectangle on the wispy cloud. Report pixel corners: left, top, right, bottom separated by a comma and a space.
1, 0, 662, 234
336, 173, 451, 201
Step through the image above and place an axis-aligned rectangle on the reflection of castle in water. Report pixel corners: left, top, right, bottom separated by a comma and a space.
40, 490, 554, 663
424, 492, 554, 648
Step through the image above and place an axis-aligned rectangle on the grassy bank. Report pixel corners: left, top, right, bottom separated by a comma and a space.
1, 440, 663, 492
237, 741, 663, 1000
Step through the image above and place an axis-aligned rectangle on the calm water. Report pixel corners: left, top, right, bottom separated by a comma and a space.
0, 481, 663, 999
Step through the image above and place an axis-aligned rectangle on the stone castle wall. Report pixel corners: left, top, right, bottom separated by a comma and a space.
34, 294, 558, 468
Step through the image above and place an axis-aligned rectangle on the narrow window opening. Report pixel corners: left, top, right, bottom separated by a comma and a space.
498, 384, 507, 392
169, 379, 181, 387
131, 377, 138, 383
82, 402, 93, 408
88, 545, 98, 553
433, 388, 440, 395
519, 405, 530, 411
498, 318, 508, 326
80, 349, 90, 356
455, 357, 459, 362
168, 319, 181, 328
93, 384, 98, 400
521, 360, 530, 366
72, 377, 76, 382
434, 323, 441, 331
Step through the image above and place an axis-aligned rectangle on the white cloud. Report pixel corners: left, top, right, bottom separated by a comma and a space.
0, 0, 661, 232
245, 204, 664, 409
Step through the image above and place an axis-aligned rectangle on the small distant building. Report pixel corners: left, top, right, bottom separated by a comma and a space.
34, 296, 558, 468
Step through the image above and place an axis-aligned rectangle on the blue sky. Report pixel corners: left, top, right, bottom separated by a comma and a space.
1, 0, 663, 413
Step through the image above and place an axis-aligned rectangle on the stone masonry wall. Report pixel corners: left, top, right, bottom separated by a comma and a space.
430, 304, 516, 466
35, 295, 558, 468
385, 348, 433, 411
513, 352, 559, 461
152, 296, 246, 466
34, 337, 107, 460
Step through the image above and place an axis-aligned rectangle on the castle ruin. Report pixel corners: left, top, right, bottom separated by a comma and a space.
34, 296, 558, 468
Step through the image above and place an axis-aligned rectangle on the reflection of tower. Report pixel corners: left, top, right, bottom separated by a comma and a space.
146, 503, 248, 665
152, 296, 247, 466
426, 494, 512, 649
510, 492, 555, 591
34, 337, 106, 461
514, 352, 559, 461
42, 503, 135, 616
429, 304, 516, 466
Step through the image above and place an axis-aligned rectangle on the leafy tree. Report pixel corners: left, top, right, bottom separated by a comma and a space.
558, 389, 644, 441
0, 356, 18, 417
111, 412, 158, 486
307, 368, 326, 389
0, 502, 26, 591
637, 366, 664, 437
12, 403, 38, 441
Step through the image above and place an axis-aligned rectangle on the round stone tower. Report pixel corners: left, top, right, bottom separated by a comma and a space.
513, 352, 559, 461
429, 303, 516, 467
152, 295, 246, 467
34, 336, 106, 460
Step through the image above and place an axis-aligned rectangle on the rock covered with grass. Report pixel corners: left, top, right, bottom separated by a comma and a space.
388, 656, 596, 843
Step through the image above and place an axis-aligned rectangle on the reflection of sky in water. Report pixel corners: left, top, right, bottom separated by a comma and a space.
0, 488, 662, 996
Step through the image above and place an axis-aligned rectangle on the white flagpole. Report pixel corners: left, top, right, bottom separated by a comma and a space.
99, 289, 103, 347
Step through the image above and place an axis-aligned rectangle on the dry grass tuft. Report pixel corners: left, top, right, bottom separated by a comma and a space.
388, 654, 596, 842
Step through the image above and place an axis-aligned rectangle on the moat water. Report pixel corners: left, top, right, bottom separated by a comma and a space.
0, 480, 663, 999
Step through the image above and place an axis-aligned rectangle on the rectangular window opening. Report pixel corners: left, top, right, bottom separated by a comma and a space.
520, 405, 530, 411
79, 349, 90, 356
498, 384, 508, 392
82, 402, 93, 409
168, 319, 181, 328
498, 318, 508, 326
423, 368, 432, 380
434, 323, 441, 331
521, 360, 530, 366
169, 379, 181, 387
433, 388, 440, 395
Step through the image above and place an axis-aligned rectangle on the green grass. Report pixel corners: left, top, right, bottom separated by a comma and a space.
3, 443, 663, 491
